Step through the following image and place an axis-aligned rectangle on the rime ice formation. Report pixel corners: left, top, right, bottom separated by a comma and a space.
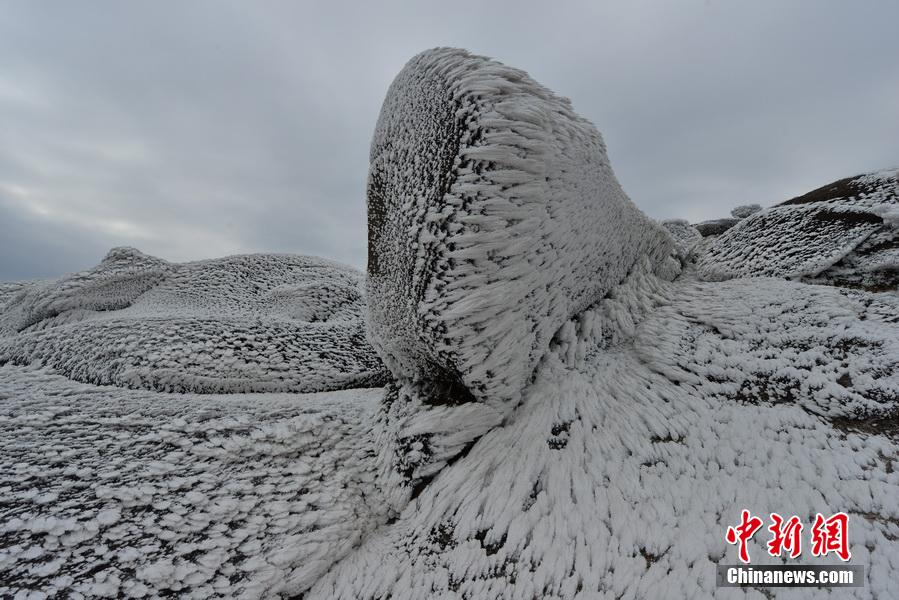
366, 48, 675, 489
0, 249, 387, 393
2, 49, 899, 600
310, 267, 899, 600
366, 48, 676, 409
696, 168, 898, 285
0, 367, 393, 598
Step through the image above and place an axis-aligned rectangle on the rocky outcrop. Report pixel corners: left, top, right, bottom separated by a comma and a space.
0, 251, 387, 393
696, 169, 898, 285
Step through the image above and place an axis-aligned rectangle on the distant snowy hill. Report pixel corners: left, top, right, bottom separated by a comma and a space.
0, 248, 387, 393
1, 49, 897, 599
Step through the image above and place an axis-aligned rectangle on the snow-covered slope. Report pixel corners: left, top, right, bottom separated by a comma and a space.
0, 249, 387, 393
1, 48, 898, 600
0, 367, 392, 598
696, 168, 899, 286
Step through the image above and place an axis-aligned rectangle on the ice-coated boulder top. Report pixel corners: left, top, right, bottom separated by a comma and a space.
730, 203, 762, 219
366, 47, 675, 414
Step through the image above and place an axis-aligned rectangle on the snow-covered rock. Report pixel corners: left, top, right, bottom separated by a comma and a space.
366, 48, 675, 492
779, 167, 898, 210
0, 250, 387, 393
0, 247, 173, 335
311, 265, 899, 600
696, 204, 884, 281
661, 218, 703, 260
0, 366, 393, 598
730, 203, 762, 219
696, 169, 898, 286
366, 47, 676, 409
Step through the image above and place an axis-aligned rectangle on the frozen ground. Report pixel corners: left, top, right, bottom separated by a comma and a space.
1, 48, 898, 599
0, 367, 389, 598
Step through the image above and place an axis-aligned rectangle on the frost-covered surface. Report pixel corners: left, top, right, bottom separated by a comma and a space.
661, 219, 703, 260
0, 249, 387, 393
805, 225, 899, 291
366, 48, 675, 492
0, 280, 42, 308
367, 48, 675, 411
310, 263, 899, 600
696, 169, 899, 285
0, 367, 392, 598
3, 265, 897, 599
696, 204, 884, 281
780, 167, 899, 210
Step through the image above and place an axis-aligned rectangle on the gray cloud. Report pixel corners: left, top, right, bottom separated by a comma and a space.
1, 0, 898, 280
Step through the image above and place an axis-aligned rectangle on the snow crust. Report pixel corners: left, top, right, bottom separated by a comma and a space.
693, 218, 740, 237
0, 367, 392, 598
366, 48, 676, 494
0, 249, 386, 393
697, 205, 884, 281
4, 260, 896, 599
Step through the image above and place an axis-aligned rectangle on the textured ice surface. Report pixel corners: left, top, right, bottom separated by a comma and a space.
805, 225, 899, 291
366, 48, 676, 495
780, 167, 898, 210
0, 367, 392, 598
696, 204, 884, 281
730, 204, 762, 219
310, 263, 899, 600
366, 48, 675, 412
3, 265, 896, 599
661, 219, 703, 260
0, 249, 387, 393
697, 169, 899, 285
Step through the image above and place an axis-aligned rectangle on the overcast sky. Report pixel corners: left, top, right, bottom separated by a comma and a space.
1, 1, 898, 280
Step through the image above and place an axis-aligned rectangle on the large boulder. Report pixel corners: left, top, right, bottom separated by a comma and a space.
366, 48, 675, 415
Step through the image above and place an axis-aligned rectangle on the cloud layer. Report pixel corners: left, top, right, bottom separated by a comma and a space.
1, 1, 898, 279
